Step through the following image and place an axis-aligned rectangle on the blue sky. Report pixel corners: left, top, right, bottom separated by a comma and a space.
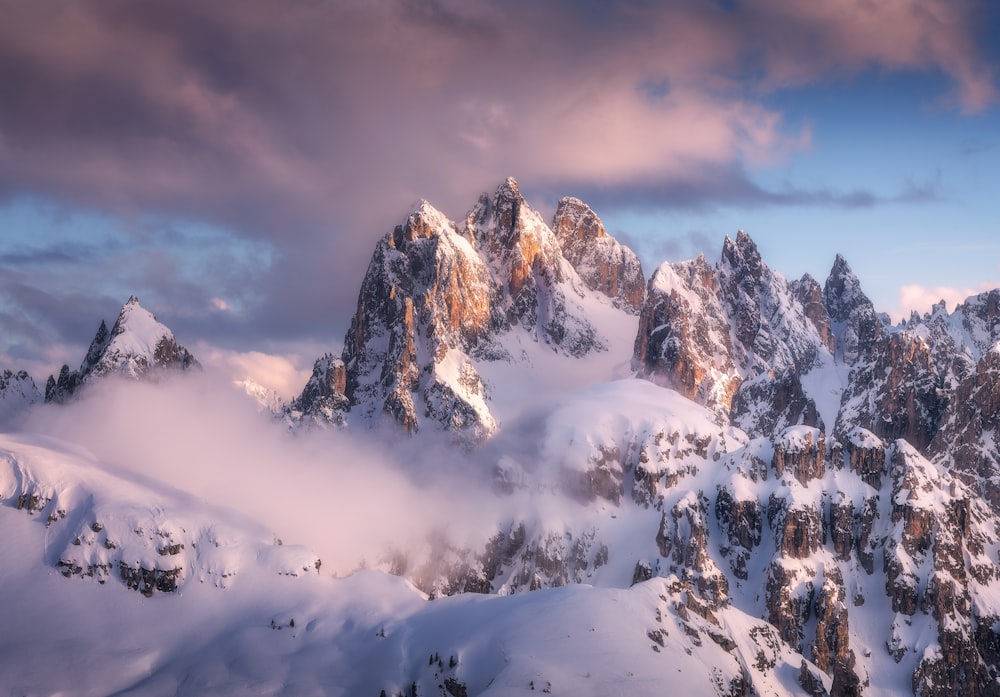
606, 68, 1000, 316
1, 0, 998, 394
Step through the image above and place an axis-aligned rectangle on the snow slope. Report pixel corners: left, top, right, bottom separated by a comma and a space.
0, 429, 827, 697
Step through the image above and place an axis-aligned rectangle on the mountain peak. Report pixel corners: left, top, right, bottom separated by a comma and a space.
551, 196, 644, 313
496, 176, 520, 199
823, 254, 866, 322
721, 229, 763, 276
45, 296, 198, 403
823, 254, 883, 365
391, 200, 452, 249
552, 197, 607, 242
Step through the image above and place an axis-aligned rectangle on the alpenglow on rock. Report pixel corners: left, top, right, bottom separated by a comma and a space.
45, 296, 198, 403
292, 177, 642, 440
551, 196, 645, 313
632, 230, 830, 437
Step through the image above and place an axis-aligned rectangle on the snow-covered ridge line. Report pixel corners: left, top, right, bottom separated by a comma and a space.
0, 433, 320, 595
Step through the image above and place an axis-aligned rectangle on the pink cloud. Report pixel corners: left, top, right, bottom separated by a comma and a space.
0, 0, 995, 362
744, 0, 996, 112
893, 280, 1000, 322
0, 0, 991, 234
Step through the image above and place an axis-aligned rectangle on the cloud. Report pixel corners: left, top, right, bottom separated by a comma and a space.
0, 0, 988, 223
893, 280, 1000, 321
193, 343, 316, 401
0, 0, 994, 363
16, 371, 556, 576
736, 0, 997, 113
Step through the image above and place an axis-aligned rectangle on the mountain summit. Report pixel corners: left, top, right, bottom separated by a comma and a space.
290, 177, 643, 440
45, 296, 198, 402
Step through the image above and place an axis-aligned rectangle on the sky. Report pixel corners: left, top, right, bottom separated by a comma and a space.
1, 0, 999, 398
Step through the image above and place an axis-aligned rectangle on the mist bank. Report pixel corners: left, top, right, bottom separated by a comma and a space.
12, 369, 596, 578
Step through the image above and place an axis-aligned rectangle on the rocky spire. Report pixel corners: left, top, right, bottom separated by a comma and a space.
823, 254, 882, 365
634, 230, 830, 437
790, 273, 836, 355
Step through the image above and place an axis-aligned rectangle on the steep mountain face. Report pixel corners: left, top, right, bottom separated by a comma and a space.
633, 231, 829, 438
292, 178, 640, 440
337, 200, 502, 439
460, 177, 606, 356
925, 291, 1000, 512
824, 255, 884, 366
45, 296, 198, 402
551, 196, 645, 313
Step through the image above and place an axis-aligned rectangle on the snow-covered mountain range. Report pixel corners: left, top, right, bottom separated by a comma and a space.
3, 178, 1000, 696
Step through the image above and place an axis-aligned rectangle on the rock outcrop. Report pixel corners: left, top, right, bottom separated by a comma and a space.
823, 255, 883, 366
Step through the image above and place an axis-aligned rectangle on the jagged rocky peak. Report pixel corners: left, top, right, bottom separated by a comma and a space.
790, 273, 836, 355
633, 253, 740, 414
551, 196, 645, 313
463, 178, 568, 321
720, 230, 765, 289
634, 230, 829, 437
45, 295, 198, 403
823, 254, 883, 364
339, 198, 500, 439
461, 178, 606, 356
295, 178, 618, 438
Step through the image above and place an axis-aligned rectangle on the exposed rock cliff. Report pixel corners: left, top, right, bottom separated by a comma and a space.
293, 178, 641, 439
0, 369, 40, 422
633, 231, 828, 437
551, 196, 645, 313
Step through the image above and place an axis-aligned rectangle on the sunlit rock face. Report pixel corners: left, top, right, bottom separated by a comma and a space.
337, 199, 500, 439
633, 231, 828, 437
461, 177, 607, 357
45, 295, 198, 403
551, 196, 645, 314
292, 177, 646, 440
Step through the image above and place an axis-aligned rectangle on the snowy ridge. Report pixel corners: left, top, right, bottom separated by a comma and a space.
0, 433, 321, 595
